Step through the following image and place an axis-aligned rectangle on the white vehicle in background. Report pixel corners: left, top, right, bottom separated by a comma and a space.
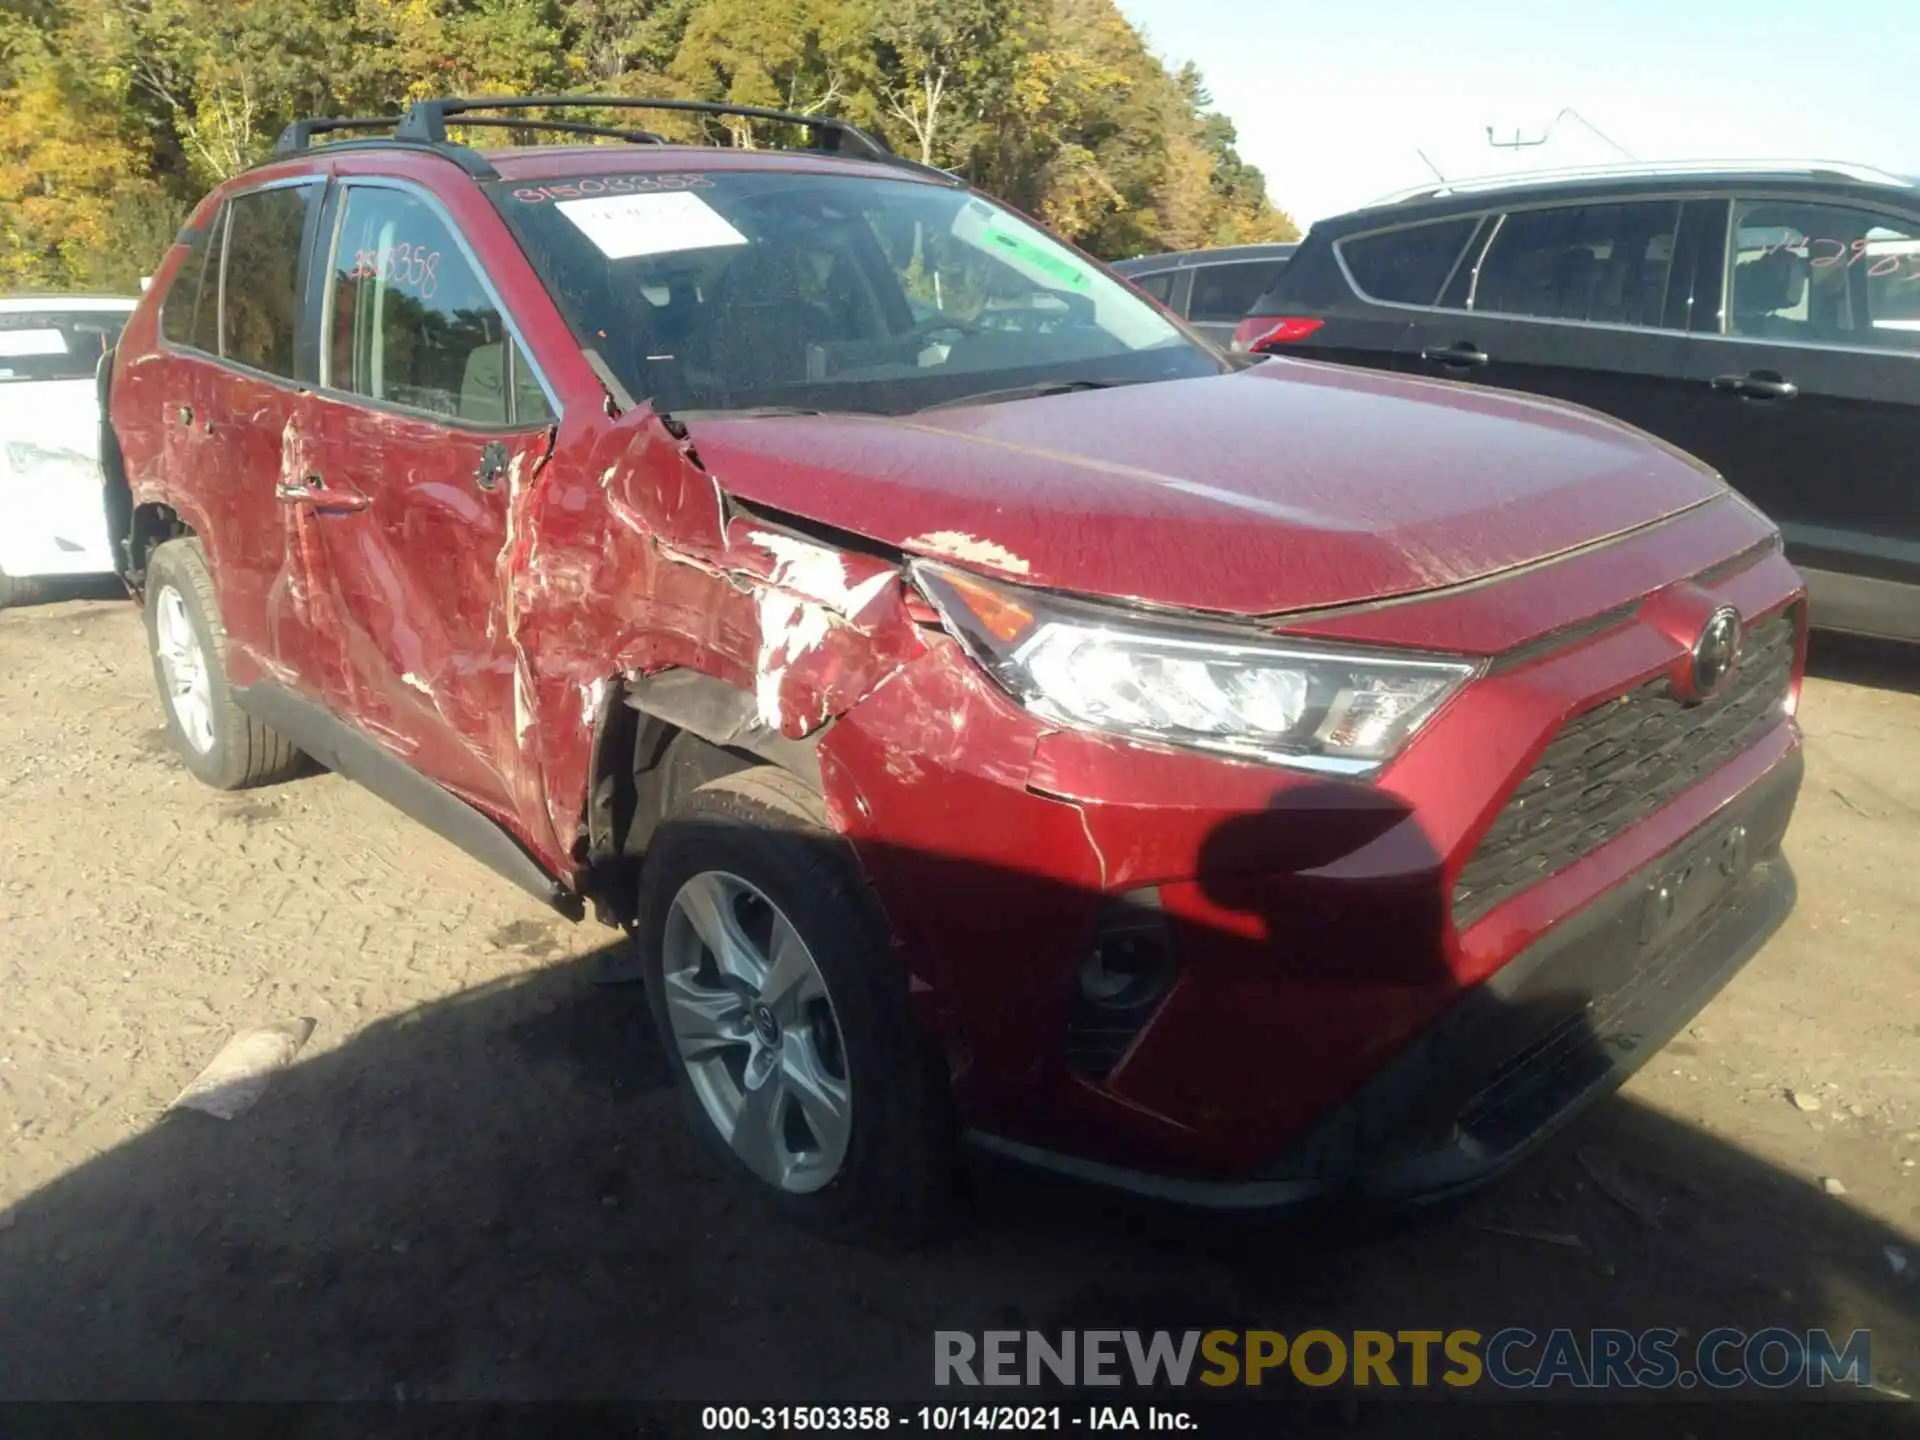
0, 295, 137, 607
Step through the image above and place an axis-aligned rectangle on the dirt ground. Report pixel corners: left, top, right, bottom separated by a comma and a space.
0, 583, 1915, 1419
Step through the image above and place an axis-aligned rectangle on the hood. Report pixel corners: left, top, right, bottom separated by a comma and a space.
686, 361, 1727, 617
0, 378, 101, 460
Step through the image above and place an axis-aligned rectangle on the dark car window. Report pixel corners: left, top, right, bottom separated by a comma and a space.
1471, 201, 1681, 327
1130, 269, 1178, 306
160, 222, 212, 348
221, 184, 318, 378
325, 186, 552, 425
491, 171, 1217, 416
0, 309, 129, 383
1728, 200, 1920, 353
188, 209, 228, 355
1338, 218, 1479, 306
1189, 260, 1286, 322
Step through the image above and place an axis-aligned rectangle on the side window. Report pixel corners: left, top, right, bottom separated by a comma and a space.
1728, 200, 1920, 352
1472, 202, 1681, 326
160, 222, 210, 347
327, 186, 550, 424
159, 207, 229, 355
1189, 261, 1285, 323
190, 211, 227, 355
1131, 270, 1178, 306
1338, 218, 1478, 305
221, 186, 316, 377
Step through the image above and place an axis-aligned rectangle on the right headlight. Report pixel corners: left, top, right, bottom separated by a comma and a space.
914, 561, 1480, 776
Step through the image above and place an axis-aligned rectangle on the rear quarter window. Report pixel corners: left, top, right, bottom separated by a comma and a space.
161, 220, 215, 349
1337, 218, 1479, 305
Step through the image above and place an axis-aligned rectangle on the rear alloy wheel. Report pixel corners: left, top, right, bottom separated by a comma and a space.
143, 538, 304, 790
661, 870, 853, 1194
154, 582, 216, 755
638, 767, 955, 1243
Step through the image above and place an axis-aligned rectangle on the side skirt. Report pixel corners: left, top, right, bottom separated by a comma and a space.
234, 681, 585, 921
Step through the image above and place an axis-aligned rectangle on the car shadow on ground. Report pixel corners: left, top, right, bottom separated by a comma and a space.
0, 831, 1913, 1434
1806, 631, 1920, 697
4, 575, 129, 607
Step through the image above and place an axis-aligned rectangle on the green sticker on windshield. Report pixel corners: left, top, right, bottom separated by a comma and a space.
979, 216, 1092, 292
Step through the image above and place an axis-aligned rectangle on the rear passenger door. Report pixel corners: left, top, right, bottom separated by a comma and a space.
294, 178, 558, 818
191, 179, 328, 688
1398, 197, 1709, 451
1673, 197, 1920, 639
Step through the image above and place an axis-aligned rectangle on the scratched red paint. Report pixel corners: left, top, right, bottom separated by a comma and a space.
106, 141, 1810, 1187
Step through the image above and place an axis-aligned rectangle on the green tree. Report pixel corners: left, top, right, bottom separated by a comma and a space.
0, 0, 1300, 286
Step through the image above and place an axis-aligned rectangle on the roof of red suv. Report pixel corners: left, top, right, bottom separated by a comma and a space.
251, 97, 962, 192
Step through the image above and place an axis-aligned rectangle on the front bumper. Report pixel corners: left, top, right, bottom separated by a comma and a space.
819, 522, 1807, 1186
965, 746, 1801, 1209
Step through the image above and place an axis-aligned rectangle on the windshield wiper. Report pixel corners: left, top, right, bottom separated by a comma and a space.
915, 379, 1122, 413
665, 404, 828, 420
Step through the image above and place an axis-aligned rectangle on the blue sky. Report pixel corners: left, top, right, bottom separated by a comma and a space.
1116, 0, 1919, 226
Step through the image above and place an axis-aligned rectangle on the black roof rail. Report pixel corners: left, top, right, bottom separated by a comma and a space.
436, 115, 668, 146
267, 116, 501, 178
272, 117, 397, 155
277, 112, 670, 152
264, 97, 964, 186
395, 95, 961, 183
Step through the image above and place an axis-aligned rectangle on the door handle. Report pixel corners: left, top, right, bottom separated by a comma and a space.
1712, 371, 1798, 401
275, 475, 369, 513
474, 439, 509, 492
1421, 342, 1490, 369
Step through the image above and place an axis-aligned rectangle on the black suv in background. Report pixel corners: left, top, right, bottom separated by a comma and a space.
1111, 242, 1296, 345
1239, 162, 1920, 643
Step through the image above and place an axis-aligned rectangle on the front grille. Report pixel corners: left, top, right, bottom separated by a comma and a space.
1452, 610, 1796, 929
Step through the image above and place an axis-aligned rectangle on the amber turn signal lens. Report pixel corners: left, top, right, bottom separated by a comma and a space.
940, 569, 1035, 643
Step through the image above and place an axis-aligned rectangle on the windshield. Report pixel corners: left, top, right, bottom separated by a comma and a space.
490, 170, 1223, 415
0, 309, 129, 384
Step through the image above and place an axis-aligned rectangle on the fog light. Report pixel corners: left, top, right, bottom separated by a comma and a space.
1079, 935, 1168, 1009
1066, 890, 1178, 1079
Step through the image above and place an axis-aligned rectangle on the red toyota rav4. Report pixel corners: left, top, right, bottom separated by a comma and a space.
103, 98, 1807, 1240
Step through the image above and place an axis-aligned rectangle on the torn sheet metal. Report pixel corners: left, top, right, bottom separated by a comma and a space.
507, 409, 923, 864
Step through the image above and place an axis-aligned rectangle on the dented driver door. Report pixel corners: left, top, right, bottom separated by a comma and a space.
292, 178, 560, 821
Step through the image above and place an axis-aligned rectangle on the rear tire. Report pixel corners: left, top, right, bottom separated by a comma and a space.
0, 565, 43, 609
638, 767, 956, 1245
144, 538, 304, 790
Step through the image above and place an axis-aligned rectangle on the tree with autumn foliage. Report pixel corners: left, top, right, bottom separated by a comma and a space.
0, 0, 1297, 292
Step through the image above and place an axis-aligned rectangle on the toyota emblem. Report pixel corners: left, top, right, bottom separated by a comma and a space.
1688, 606, 1743, 701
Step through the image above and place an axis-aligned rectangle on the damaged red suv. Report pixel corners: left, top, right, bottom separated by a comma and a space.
103, 98, 1806, 1239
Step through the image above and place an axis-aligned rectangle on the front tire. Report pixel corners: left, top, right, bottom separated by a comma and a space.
144, 538, 303, 790
0, 564, 43, 609
638, 767, 955, 1244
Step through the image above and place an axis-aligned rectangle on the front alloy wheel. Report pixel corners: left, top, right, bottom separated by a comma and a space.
661, 870, 853, 1194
